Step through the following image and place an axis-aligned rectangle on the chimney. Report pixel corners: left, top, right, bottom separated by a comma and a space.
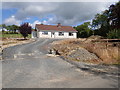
57, 23, 61, 27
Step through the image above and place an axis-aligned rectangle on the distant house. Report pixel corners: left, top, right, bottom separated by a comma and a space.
32, 23, 77, 38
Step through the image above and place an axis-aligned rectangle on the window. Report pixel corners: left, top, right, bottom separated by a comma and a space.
52, 33, 54, 35
42, 31, 48, 35
69, 32, 74, 36
59, 32, 64, 36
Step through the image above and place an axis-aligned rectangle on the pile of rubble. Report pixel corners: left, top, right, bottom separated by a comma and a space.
50, 39, 100, 63
50, 37, 119, 64
67, 47, 99, 62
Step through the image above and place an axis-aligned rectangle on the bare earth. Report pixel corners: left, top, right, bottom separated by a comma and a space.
50, 38, 120, 64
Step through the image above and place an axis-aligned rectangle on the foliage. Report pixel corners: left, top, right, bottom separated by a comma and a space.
91, 1, 120, 38
107, 29, 120, 39
109, 1, 120, 29
0, 24, 20, 34
6, 25, 19, 33
11, 25, 20, 33
75, 22, 93, 38
19, 23, 32, 39
0, 24, 6, 32
92, 10, 109, 29
1, 24, 6, 28
92, 10, 110, 37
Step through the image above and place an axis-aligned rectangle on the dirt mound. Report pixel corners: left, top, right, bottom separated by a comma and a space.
88, 35, 104, 40
67, 48, 99, 62
84, 35, 104, 43
51, 38, 119, 64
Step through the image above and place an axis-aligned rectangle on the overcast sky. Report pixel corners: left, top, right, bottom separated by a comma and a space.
1, 0, 119, 28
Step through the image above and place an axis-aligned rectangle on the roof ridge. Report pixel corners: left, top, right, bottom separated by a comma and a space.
36, 24, 72, 27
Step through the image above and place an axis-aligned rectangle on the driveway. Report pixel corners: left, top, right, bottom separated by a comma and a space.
2, 39, 119, 88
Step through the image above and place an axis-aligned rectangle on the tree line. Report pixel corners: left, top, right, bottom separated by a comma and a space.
74, 1, 120, 39
0, 23, 32, 39
0, 24, 20, 34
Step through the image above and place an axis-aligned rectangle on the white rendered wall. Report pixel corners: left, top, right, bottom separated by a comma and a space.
54, 32, 77, 38
37, 31, 77, 38
38, 31, 51, 38
31, 31, 37, 38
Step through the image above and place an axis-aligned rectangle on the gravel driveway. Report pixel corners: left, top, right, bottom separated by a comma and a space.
2, 38, 119, 88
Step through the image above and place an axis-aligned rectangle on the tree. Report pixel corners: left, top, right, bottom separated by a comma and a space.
11, 25, 20, 33
75, 22, 93, 38
107, 29, 120, 39
19, 23, 32, 39
91, 1, 120, 38
0, 24, 6, 32
6, 25, 12, 33
92, 10, 110, 37
4, 25, 20, 34
109, 1, 120, 29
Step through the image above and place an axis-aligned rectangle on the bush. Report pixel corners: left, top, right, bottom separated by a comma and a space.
107, 29, 120, 39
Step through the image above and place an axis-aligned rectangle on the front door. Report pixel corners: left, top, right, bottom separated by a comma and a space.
51, 32, 55, 38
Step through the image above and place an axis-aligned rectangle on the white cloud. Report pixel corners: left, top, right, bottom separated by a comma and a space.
2, 2, 118, 26
31, 20, 41, 28
26, 17, 31, 20
31, 17, 56, 28
11, 15, 15, 18
2, 0, 119, 2
3, 15, 21, 25
43, 17, 57, 25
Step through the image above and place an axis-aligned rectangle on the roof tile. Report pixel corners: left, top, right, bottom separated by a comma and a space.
36, 24, 77, 32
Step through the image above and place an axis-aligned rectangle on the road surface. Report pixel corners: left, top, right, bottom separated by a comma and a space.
2, 39, 119, 88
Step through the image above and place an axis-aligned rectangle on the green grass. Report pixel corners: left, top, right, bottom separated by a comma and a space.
0, 32, 31, 39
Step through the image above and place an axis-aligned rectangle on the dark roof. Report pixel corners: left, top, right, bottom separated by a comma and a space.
35, 24, 77, 32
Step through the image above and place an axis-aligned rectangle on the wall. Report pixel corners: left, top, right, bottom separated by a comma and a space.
37, 30, 77, 38
54, 32, 77, 38
31, 31, 37, 38
38, 31, 51, 38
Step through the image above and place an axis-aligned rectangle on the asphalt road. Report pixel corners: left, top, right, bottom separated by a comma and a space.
2, 39, 119, 88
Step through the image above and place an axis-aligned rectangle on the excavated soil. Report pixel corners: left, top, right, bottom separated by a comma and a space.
50, 38, 120, 64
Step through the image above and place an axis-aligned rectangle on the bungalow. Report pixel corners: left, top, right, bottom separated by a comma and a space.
32, 23, 77, 38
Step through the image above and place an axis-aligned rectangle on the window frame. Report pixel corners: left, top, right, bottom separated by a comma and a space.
69, 32, 74, 36
42, 31, 48, 35
59, 32, 64, 36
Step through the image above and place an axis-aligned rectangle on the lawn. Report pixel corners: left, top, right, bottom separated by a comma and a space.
0, 32, 31, 39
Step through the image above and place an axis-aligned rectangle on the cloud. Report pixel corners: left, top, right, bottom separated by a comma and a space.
3, 15, 21, 25
14, 3, 58, 20
2, 0, 119, 2
42, 17, 57, 24
2, 2, 117, 26
31, 20, 41, 28
31, 17, 56, 28
53, 2, 113, 25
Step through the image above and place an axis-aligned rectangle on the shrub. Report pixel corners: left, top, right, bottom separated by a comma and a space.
107, 29, 120, 39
